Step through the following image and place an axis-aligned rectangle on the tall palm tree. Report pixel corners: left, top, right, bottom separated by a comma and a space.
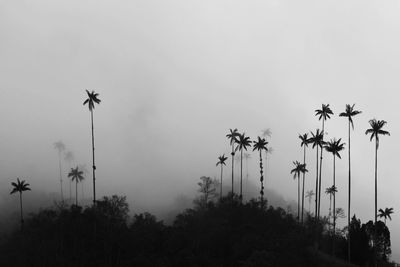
378, 207, 393, 225
83, 90, 101, 205
339, 103, 361, 262
306, 190, 315, 213
68, 167, 85, 206
216, 154, 228, 199
253, 136, 268, 204
325, 185, 337, 232
291, 161, 308, 221
64, 151, 74, 201
324, 138, 345, 237
366, 119, 389, 267
226, 129, 239, 195
315, 104, 333, 219
235, 133, 252, 200
309, 129, 325, 219
299, 133, 310, 223
53, 141, 65, 201
365, 119, 390, 225
10, 178, 31, 230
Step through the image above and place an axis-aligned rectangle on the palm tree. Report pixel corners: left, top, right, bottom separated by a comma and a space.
253, 136, 268, 204
291, 161, 308, 221
68, 167, 85, 206
378, 207, 393, 225
53, 141, 65, 201
309, 129, 325, 219
324, 138, 345, 237
365, 119, 390, 225
226, 129, 239, 195
325, 185, 337, 232
306, 190, 315, 213
299, 133, 310, 223
10, 178, 31, 230
235, 133, 252, 200
339, 103, 361, 262
83, 90, 101, 205
64, 151, 74, 201
366, 119, 389, 266
262, 129, 272, 191
315, 104, 333, 219
216, 154, 228, 199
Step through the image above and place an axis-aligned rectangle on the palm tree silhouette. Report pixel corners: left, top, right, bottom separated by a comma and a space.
325, 185, 337, 232
226, 129, 239, 195
83, 90, 101, 205
216, 154, 228, 199
68, 167, 85, 206
315, 104, 333, 219
305, 190, 315, 214
262, 129, 272, 201
366, 119, 389, 267
291, 161, 308, 221
299, 133, 310, 223
53, 141, 65, 201
235, 133, 252, 201
64, 151, 74, 201
339, 103, 361, 262
324, 138, 345, 238
365, 119, 390, 225
309, 129, 325, 219
10, 178, 31, 230
253, 136, 268, 204
378, 207, 393, 225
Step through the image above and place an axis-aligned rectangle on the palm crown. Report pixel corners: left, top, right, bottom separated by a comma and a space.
299, 133, 309, 148
54, 141, 65, 153
68, 167, 84, 183
315, 104, 333, 121
325, 185, 337, 196
10, 178, 31, 195
324, 138, 345, 159
216, 154, 228, 166
83, 90, 101, 111
306, 190, 315, 199
290, 161, 308, 179
339, 104, 362, 129
226, 128, 239, 146
309, 129, 325, 149
378, 207, 394, 221
253, 136, 268, 152
235, 133, 252, 152
365, 119, 390, 148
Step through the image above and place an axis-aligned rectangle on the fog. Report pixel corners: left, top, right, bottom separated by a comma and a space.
1, 0, 400, 262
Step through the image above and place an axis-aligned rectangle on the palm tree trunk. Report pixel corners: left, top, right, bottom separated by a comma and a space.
333, 155, 336, 256
58, 151, 63, 202
91, 110, 96, 205
348, 119, 351, 262
374, 137, 378, 267
231, 145, 234, 195
240, 149, 243, 201
259, 150, 264, 204
19, 192, 23, 231
76, 180, 78, 206
329, 194, 332, 231
265, 151, 268, 200
220, 165, 223, 199
298, 174, 300, 222
302, 146, 306, 223
318, 120, 325, 219
315, 146, 319, 219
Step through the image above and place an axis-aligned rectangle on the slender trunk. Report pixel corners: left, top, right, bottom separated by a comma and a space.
318, 120, 325, 219
265, 151, 268, 200
82, 182, 84, 200
260, 150, 264, 204
329, 194, 332, 231
58, 151, 63, 202
374, 137, 378, 267
348, 119, 351, 262
333, 155, 336, 256
76, 179, 78, 206
91, 110, 96, 205
220, 165, 223, 200
19, 192, 23, 231
231, 145, 234, 195
240, 149, 243, 201
298, 174, 300, 222
302, 146, 306, 223
315, 146, 319, 219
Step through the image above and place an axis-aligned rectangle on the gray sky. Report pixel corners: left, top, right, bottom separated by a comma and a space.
1, 0, 400, 261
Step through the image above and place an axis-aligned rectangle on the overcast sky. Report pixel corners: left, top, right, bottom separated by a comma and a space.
1, 0, 400, 261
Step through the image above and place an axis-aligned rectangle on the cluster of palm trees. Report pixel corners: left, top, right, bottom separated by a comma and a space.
293, 103, 391, 261
9, 90, 101, 230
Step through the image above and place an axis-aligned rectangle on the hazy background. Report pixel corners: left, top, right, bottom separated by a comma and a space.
1, 0, 399, 262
